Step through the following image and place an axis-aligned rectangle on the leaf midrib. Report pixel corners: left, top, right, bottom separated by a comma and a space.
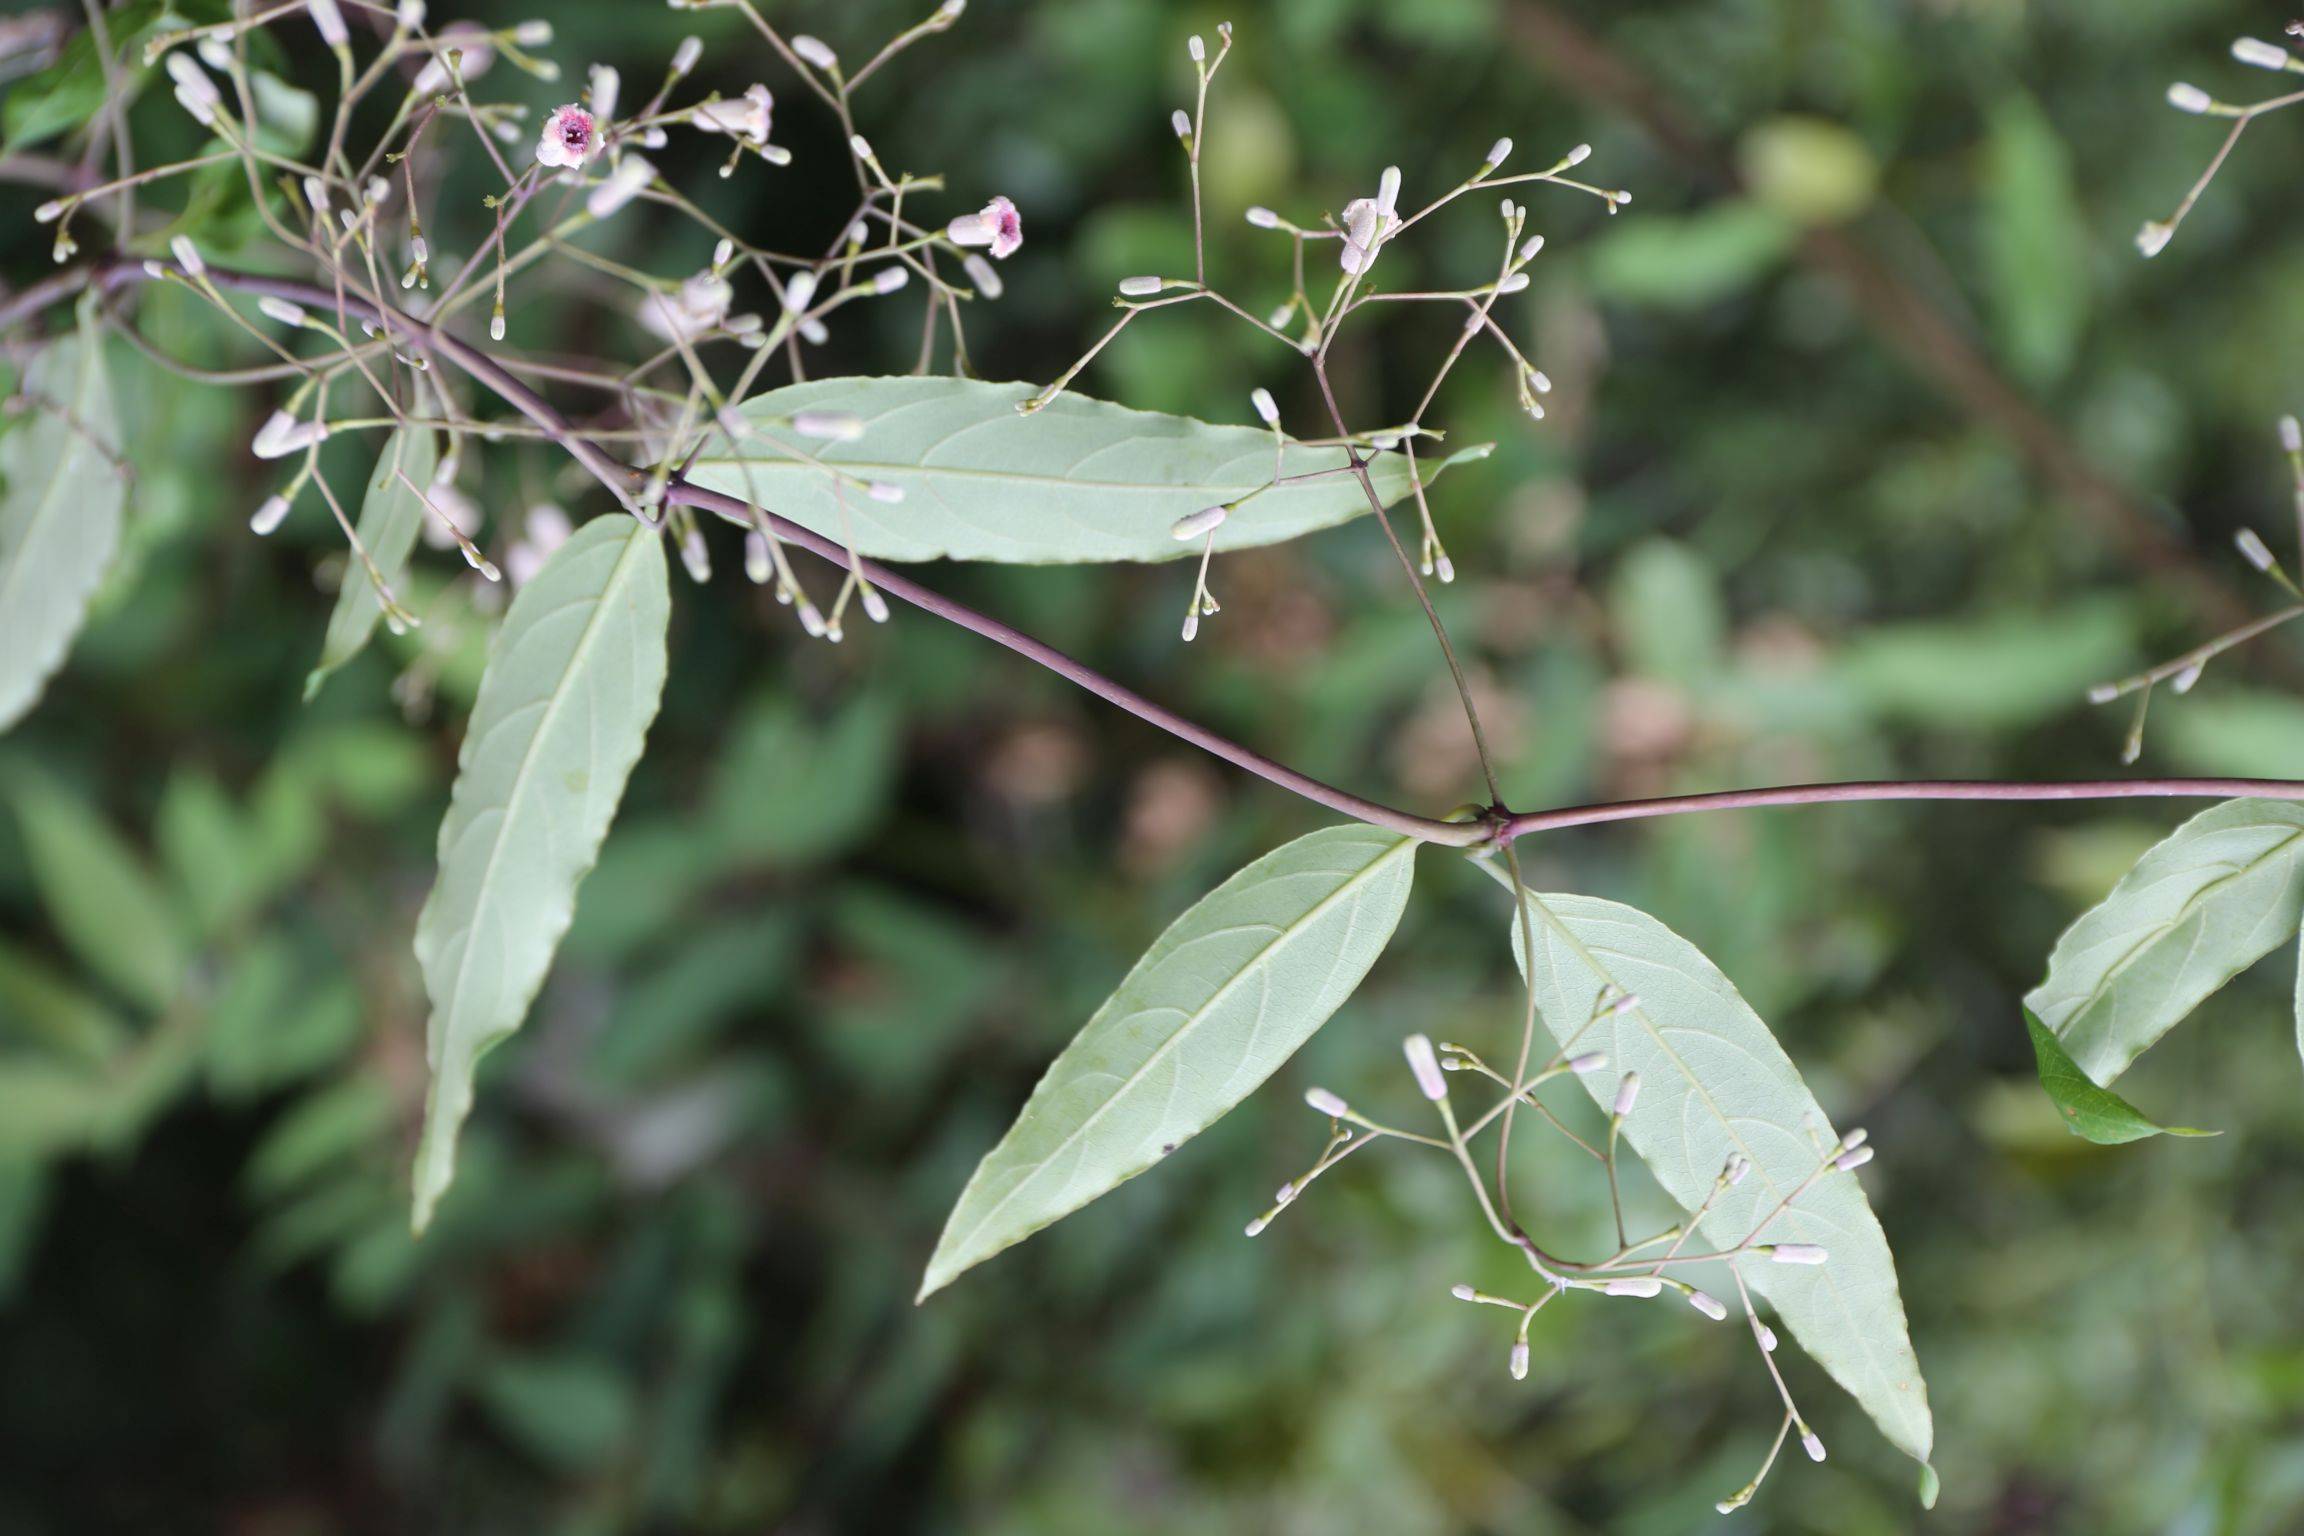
431, 525, 653, 1044
2044, 818, 2304, 1032
943, 834, 1412, 1261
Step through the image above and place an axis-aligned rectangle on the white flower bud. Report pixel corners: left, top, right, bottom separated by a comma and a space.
1450, 1282, 1477, 1301
585, 154, 654, 219
2282, 415, 2301, 454
793, 410, 865, 441
2135, 220, 2174, 258
2233, 37, 2291, 71
2237, 527, 2278, 572
867, 481, 906, 505
1611, 1071, 1641, 1118
1839, 1127, 1868, 1151
310, 0, 349, 47
1801, 1430, 1827, 1463
672, 36, 702, 76
1687, 1289, 1728, 1321
1250, 387, 1279, 425
34, 199, 66, 224
862, 585, 890, 624
1404, 1034, 1447, 1101
1770, 1243, 1829, 1266
1509, 1341, 1529, 1380
1377, 165, 1402, 217
1496, 272, 1530, 295
1305, 1086, 1350, 1118
1485, 136, 1512, 168
513, 20, 552, 46
744, 530, 771, 584
258, 296, 308, 328
849, 133, 875, 162
1171, 108, 1191, 140
1757, 1323, 1778, 1352
1245, 205, 1279, 228
1603, 1276, 1663, 1298
249, 494, 291, 535
680, 529, 711, 583
1118, 275, 1164, 297
397, 0, 425, 25
1188, 34, 1204, 62
1171, 504, 1229, 541
1834, 1145, 1875, 1171
2172, 663, 2203, 695
169, 235, 205, 278
1243, 1213, 1269, 1237
2086, 682, 2121, 705
1565, 142, 1592, 166
793, 34, 837, 70
872, 266, 909, 294
964, 253, 1003, 299
784, 270, 819, 311
1568, 1051, 1607, 1074
2167, 82, 2214, 114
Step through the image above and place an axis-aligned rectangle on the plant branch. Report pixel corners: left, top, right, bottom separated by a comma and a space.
1498, 777, 2304, 842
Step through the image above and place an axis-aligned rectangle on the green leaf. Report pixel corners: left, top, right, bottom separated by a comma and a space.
1837, 597, 2136, 731
1503, 886, 1933, 1466
304, 426, 439, 699
2023, 1008, 2215, 1144
686, 377, 1491, 565
919, 824, 1418, 1299
410, 515, 670, 1231
1586, 201, 1795, 310
707, 692, 898, 867
0, 2, 176, 152
2024, 799, 2304, 1085
7, 772, 188, 1012
0, 298, 125, 734
1982, 94, 2088, 388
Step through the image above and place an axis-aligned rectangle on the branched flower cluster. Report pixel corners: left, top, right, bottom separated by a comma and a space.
32, 0, 1013, 663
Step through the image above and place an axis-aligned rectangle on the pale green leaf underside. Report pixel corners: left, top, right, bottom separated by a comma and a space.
2025, 799, 2304, 1086
0, 300, 124, 734
1508, 890, 1933, 1465
411, 516, 669, 1231
920, 825, 1418, 1299
688, 376, 1493, 565
305, 425, 439, 699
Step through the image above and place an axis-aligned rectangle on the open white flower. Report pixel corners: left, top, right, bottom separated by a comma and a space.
692, 84, 773, 145
534, 103, 597, 169
639, 271, 736, 343
947, 195, 1023, 259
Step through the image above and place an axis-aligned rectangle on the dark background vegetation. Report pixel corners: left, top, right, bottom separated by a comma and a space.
5, 0, 2304, 1530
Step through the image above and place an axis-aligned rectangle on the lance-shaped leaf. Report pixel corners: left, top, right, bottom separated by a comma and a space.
686, 376, 1493, 565
305, 425, 439, 699
411, 516, 669, 1231
920, 825, 1418, 1299
2023, 1008, 2215, 1144
1506, 889, 1934, 1470
0, 299, 124, 735
2025, 799, 2304, 1085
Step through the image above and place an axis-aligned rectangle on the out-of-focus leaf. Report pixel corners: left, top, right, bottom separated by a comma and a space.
477, 1354, 636, 1472
1587, 202, 1795, 310
2155, 690, 2304, 780
305, 426, 439, 699
2026, 799, 2304, 1084
206, 948, 360, 1097
0, 944, 129, 1064
7, 771, 187, 1011
0, 1158, 48, 1304
920, 825, 1417, 1299
0, 298, 125, 734
0, 1, 190, 151
709, 692, 899, 867
1607, 537, 1726, 687
1983, 94, 2088, 387
2024, 1008, 2214, 1143
1839, 597, 2135, 729
246, 1078, 395, 1199
1503, 884, 1934, 1469
687, 377, 1491, 564
411, 515, 669, 1231
156, 769, 254, 940
1739, 115, 1879, 225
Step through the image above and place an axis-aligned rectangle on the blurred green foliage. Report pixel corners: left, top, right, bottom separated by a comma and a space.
6, 0, 2304, 1531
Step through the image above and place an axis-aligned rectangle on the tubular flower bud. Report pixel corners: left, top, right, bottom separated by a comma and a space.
1802, 1430, 1827, 1463
1171, 505, 1228, 541
1687, 1290, 1728, 1321
1603, 1277, 1664, 1298
257, 296, 307, 328
1245, 205, 1279, 228
671, 37, 702, 76
1611, 1071, 1641, 1118
310, 0, 349, 47
2167, 82, 2214, 113
1118, 275, 1164, 297
2135, 220, 2174, 258
1305, 1087, 1350, 1119
1450, 1282, 1477, 1301
872, 266, 909, 294
1404, 1034, 1448, 1100
793, 410, 865, 442
169, 234, 205, 278
964, 254, 1003, 299
1770, 1243, 1829, 1266
1568, 1051, 1607, 1074
1509, 1342, 1530, 1380
586, 154, 655, 219
2282, 415, 2302, 454
792, 34, 837, 70
249, 494, 291, 535
2233, 36, 2291, 70
1250, 388, 1279, 425
1834, 1145, 1875, 1171
2237, 527, 2278, 572
1485, 136, 1513, 168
